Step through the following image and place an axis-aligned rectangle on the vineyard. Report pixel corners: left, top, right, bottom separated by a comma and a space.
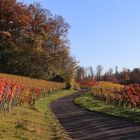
77, 79, 97, 87
0, 73, 65, 112
91, 81, 140, 108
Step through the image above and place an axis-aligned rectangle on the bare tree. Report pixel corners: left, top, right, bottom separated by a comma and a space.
109, 68, 113, 76
76, 67, 85, 80
96, 65, 103, 81
89, 66, 94, 79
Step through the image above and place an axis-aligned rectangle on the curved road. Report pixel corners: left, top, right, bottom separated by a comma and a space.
51, 90, 140, 140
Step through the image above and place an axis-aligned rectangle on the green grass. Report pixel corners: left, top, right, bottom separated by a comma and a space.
0, 90, 75, 140
74, 93, 140, 123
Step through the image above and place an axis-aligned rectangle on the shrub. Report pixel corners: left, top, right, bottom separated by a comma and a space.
0, 74, 65, 112
91, 82, 140, 108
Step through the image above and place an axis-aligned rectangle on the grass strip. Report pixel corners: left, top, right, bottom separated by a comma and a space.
0, 90, 75, 140
74, 93, 140, 123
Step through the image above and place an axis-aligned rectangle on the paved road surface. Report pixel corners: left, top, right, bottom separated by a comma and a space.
51, 90, 140, 140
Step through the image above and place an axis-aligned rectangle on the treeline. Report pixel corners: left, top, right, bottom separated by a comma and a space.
0, 0, 77, 82
76, 65, 140, 85
103, 68, 140, 85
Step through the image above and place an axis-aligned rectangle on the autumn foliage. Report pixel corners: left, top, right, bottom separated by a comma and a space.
0, 74, 65, 112
77, 79, 97, 87
90, 81, 140, 108
0, 0, 77, 82
116, 84, 140, 108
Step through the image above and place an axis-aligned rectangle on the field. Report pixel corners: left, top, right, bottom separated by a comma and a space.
0, 90, 75, 140
0, 73, 75, 140
74, 81, 140, 123
0, 73, 65, 92
0, 73, 65, 112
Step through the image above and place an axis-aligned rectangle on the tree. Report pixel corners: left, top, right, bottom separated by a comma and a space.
115, 66, 118, 75
89, 66, 94, 79
117, 68, 130, 84
76, 67, 85, 81
131, 68, 140, 84
96, 65, 103, 81
108, 68, 113, 76
62, 56, 78, 89
0, 1, 75, 81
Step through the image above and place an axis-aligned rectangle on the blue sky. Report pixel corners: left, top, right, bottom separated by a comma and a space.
18, 0, 140, 72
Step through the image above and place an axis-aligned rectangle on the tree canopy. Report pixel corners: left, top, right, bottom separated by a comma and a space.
0, 0, 78, 81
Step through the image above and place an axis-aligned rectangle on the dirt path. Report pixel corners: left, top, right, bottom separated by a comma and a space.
51, 90, 140, 140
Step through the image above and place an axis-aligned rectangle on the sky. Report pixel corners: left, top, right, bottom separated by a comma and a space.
17, 0, 140, 73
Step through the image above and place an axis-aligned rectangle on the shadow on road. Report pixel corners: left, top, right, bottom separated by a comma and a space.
51, 90, 140, 140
